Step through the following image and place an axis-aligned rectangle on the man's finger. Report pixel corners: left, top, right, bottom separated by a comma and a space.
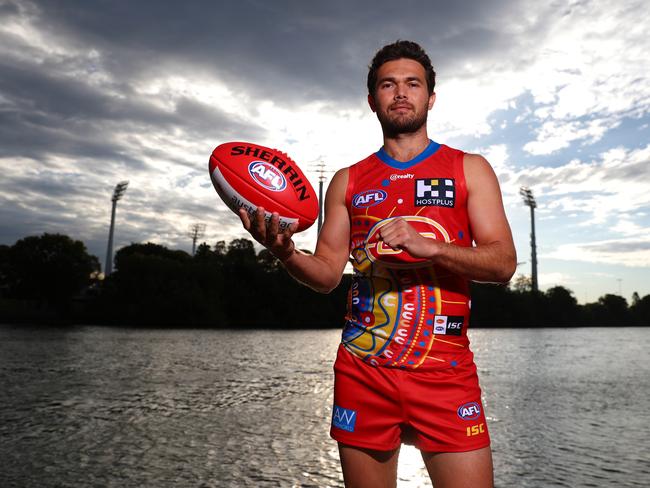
283, 221, 299, 239
267, 212, 281, 244
238, 208, 251, 230
253, 206, 267, 240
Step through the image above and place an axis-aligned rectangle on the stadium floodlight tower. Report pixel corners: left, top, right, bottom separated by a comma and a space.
519, 186, 538, 293
104, 180, 129, 276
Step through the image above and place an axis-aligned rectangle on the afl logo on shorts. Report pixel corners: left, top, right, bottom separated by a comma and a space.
248, 161, 287, 192
457, 402, 481, 420
352, 189, 387, 208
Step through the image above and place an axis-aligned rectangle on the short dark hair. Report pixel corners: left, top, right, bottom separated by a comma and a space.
367, 40, 436, 96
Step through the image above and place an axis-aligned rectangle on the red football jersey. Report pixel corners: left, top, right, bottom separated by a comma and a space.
342, 140, 474, 370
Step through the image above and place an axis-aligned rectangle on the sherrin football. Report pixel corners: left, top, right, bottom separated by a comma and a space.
209, 142, 319, 232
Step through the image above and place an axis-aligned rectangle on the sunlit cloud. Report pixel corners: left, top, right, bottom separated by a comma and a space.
546, 236, 650, 268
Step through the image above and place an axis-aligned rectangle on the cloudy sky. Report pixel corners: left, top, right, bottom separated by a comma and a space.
1, 0, 649, 304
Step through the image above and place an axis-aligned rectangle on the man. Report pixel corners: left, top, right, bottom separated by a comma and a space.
239, 40, 516, 488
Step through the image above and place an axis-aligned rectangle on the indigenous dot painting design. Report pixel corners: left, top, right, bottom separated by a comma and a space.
342, 142, 474, 370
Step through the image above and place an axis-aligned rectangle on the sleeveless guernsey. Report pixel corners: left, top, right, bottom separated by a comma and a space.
342, 140, 474, 370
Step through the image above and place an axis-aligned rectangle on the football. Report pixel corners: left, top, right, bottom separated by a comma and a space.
209, 141, 319, 232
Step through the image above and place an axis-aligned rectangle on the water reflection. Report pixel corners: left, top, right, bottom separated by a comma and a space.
396, 445, 430, 487
0, 326, 648, 487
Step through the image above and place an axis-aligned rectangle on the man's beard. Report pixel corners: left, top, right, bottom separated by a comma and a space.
377, 105, 428, 137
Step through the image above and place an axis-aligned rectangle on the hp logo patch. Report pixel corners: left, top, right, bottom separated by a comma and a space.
332, 405, 357, 432
457, 402, 481, 421
248, 161, 287, 192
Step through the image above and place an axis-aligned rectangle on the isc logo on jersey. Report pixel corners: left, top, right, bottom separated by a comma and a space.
248, 161, 287, 192
433, 315, 464, 336
353, 189, 387, 208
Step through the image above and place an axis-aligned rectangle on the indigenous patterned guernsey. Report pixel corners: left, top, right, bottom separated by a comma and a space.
343, 140, 474, 370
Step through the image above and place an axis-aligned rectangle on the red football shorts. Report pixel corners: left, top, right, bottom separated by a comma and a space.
330, 345, 490, 452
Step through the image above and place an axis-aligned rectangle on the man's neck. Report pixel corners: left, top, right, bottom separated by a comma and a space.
381, 130, 431, 162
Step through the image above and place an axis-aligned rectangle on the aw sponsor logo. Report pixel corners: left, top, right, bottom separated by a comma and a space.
415, 177, 455, 207
433, 315, 463, 336
352, 189, 387, 208
248, 161, 287, 192
390, 173, 414, 181
457, 402, 482, 421
332, 405, 357, 432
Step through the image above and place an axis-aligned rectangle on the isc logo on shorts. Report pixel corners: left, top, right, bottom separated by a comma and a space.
332, 405, 357, 432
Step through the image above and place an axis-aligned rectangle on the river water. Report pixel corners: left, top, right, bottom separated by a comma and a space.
0, 326, 648, 487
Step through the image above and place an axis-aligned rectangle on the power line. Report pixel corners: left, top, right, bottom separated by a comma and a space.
188, 223, 206, 256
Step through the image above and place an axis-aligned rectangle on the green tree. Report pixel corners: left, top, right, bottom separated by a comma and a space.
226, 238, 256, 266
582, 294, 630, 326
4, 233, 99, 304
0, 244, 10, 297
257, 248, 282, 273
104, 242, 220, 325
510, 274, 532, 293
544, 286, 579, 326
630, 293, 650, 326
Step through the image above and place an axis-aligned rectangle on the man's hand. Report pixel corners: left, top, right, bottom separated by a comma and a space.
377, 217, 441, 259
238, 207, 298, 262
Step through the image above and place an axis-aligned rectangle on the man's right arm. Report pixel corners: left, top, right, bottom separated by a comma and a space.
239, 168, 350, 294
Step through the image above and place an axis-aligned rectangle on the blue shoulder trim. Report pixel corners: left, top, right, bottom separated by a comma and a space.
375, 140, 441, 169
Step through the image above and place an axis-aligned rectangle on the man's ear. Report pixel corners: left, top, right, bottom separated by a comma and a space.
368, 94, 377, 113
428, 92, 436, 110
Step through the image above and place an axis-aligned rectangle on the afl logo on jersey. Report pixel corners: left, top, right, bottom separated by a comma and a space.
248, 161, 287, 192
352, 189, 387, 208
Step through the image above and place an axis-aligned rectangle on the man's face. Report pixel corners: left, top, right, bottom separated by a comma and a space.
368, 58, 435, 137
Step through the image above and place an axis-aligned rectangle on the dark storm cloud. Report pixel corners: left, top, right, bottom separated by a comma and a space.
0, 0, 548, 169
0, 56, 262, 163
30, 0, 532, 103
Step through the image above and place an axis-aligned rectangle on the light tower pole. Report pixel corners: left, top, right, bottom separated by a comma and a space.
316, 161, 326, 234
105, 181, 129, 276
519, 186, 538, 293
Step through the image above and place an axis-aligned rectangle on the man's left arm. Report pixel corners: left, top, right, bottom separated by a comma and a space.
377, 153, 516, 283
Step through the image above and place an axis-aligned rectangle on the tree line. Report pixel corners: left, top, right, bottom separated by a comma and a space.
0, 233, 648, 327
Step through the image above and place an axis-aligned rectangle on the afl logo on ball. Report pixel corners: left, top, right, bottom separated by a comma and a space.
457, 402, 481, 420
248, 161, 287, 192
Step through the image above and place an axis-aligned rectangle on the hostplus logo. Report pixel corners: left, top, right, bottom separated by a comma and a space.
415, 178, 455, 207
